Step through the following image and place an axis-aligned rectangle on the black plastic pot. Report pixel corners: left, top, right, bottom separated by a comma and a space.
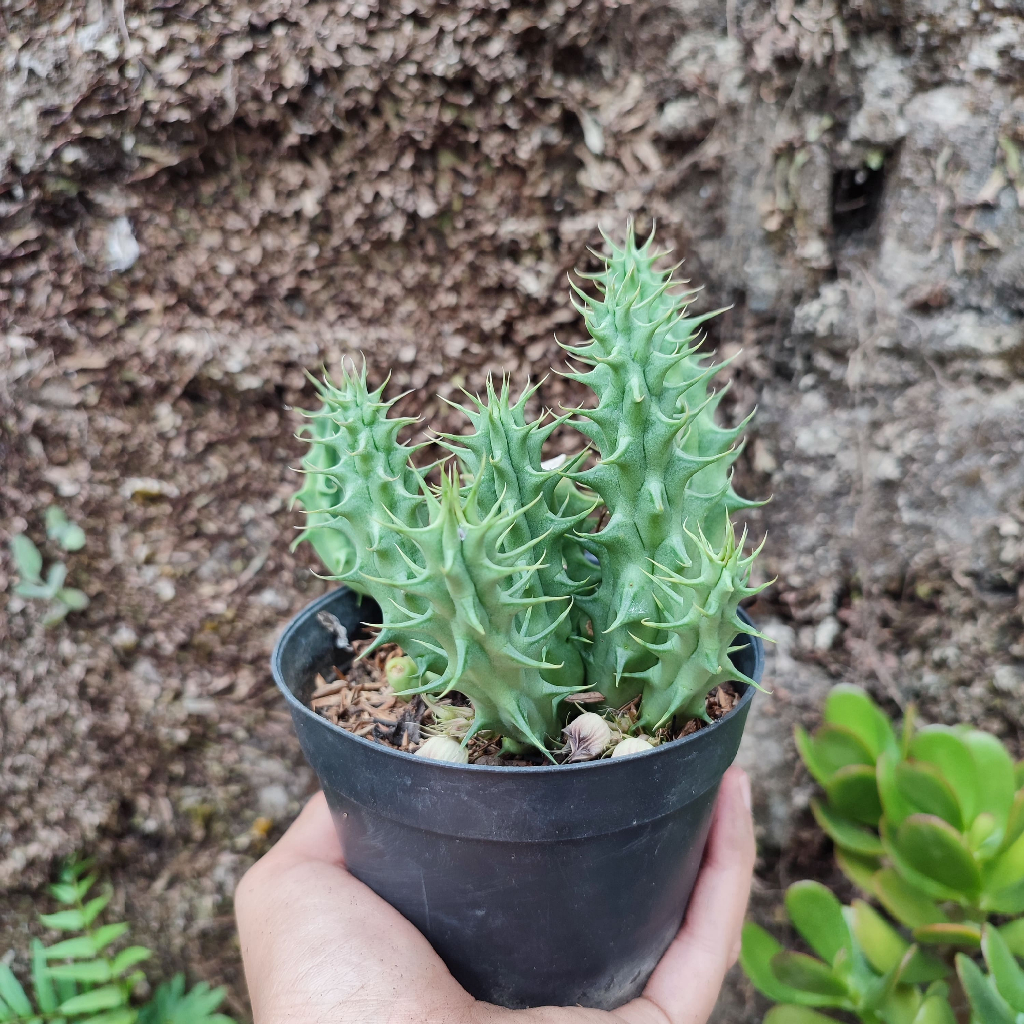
272, 587, 764, 1011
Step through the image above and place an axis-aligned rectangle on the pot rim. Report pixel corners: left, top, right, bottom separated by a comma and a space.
272, 586, 761, 775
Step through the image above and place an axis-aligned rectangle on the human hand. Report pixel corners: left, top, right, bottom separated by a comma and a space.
235, 765, 754, 1024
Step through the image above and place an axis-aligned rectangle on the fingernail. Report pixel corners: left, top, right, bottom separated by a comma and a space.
730, 937, 742, 966
738, 770, 752, 812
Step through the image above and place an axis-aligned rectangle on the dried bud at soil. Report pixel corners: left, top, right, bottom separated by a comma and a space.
611, 736, 654, 758
416, 736, 470, 764
563, 713, 612, 763
386, 654, 420, 696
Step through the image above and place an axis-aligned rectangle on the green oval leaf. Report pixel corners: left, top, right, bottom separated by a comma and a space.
910, 728, 978, 825
91, 923, 131, 952
47, 961, 112, 984
835, 849, 882, 894
911, 993, 957, 1024
81, 891, 111, 926
741, 923, 823, 1006
812, 800, 884, 857
850, 899, 909, 975
11, 534, 43, 583
31, 940, 57, 1014
985, 830, 1024, 898
45, 562, 67, 593
914, 922, 982, 948
891, 814, 982, 900
983, 923, 1024, 1013
957, 952, 1016, 1024
813, 725, 876, 776
824, 685, 897, 758
59, 525, 86, 552
969, 813, 1001, 859
877, 750, 916, 829
770, 952, 849, 1001
46, 507, 87, 552
962, 731, 1015, 829
45, 506, 68, 535
48, 884, 80, 906
894, 762, 963, 830
1000, 919, 1024, 959
42, 936, 97, 960
56, 588, 89, 612
848, 901, 945, 985
785, 881, 852, 966
0, 965, 33, 1017
110, 947, 151, 977
873, 868, 948, 928
796, 726, 833, 786
58, 985, 126, 1015
825, 764, 882, 827
39, 910, 87, 932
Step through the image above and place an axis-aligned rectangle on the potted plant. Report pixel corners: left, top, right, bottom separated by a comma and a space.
271, 226, 768, 1010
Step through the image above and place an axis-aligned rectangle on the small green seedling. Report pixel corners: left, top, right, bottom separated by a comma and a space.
46, 505, 87, 551
10, 510, 89, 626
0, 857, 233, 1024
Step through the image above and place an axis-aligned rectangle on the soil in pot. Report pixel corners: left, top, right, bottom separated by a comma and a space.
305, 619, 744, 766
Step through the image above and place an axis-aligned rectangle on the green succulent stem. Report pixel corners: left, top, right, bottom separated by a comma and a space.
560, 226, 761, 705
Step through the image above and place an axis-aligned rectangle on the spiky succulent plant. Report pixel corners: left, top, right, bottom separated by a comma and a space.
293, 225, 767, 757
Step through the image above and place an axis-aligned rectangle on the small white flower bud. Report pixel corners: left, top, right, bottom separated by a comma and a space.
415, 736, 470, 763
611, 736, 654, 758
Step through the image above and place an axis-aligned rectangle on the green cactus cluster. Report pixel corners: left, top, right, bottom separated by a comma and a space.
293, 226, 766, 756
742, 685, 1024, 1024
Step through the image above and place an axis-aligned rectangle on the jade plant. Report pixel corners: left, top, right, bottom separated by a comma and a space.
292, 226, 767, 757
741, 880, 954, 1024
795, 685, 1024, 949
742, 686, 1024, 1024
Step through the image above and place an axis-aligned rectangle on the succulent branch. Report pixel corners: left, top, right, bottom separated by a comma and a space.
560, 225, 761, 702
625, 523, 769, 731
292, 225, 766, 756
